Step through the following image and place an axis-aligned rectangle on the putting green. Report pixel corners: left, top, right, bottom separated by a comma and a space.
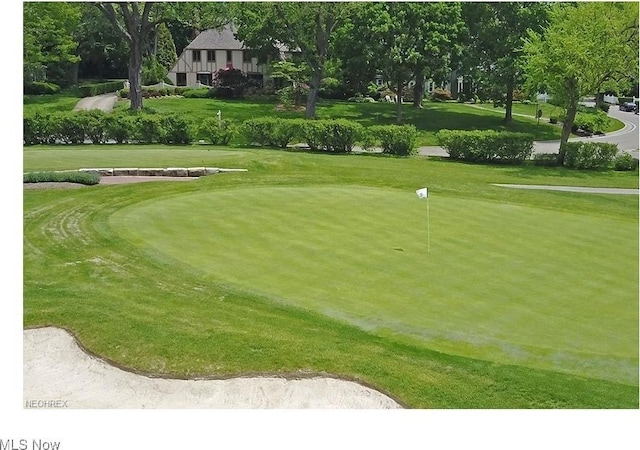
110, 185, 639, 383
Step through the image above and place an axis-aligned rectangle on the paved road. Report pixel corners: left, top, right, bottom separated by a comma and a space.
73, 92, 118, 113
418, 102, 639, 159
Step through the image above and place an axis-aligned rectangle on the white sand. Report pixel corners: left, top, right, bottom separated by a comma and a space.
23, 327, 402, 409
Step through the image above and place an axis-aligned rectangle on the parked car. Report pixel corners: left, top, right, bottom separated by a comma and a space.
619, 102, 638, 112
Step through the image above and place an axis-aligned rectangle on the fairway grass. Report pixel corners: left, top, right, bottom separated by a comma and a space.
23, 146, 639, 408
110, 185, 638, 384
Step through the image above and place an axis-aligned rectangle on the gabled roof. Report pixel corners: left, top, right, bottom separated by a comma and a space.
185, 25, 244, 50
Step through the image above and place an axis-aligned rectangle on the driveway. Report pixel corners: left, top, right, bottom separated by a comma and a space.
419, 102, 639, 159
73, 92, 118, 113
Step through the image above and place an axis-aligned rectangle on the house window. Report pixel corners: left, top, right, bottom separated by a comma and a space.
176, 73, 186, 86
226, 50, 232, 63
243, 50, 258, 63
193, 50, 201, 62
207, 51, 215, 62
196, 73, 212, 86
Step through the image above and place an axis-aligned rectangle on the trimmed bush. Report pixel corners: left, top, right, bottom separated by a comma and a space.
24, 171, 100, 185
297, 120, 363, 153
80, 110, 108, 144
199, 118, 237, 146
613, 152, 639, 171
533, 153, 560, 167
431, 88, 453, 101
24, 82, 61, 95
104, 112, 134, 144
79, 81, 124, 97
572, 110, 610, 135
130, 113, 163, 144
561, 142, 618, 170
159, 114, 194, 144
182, 88, 210, 99
240, 118, 306, 149
436, 130, 534, 164
52, 112, 87, 144
23, 112, 55, 145
370, 125, 418, 156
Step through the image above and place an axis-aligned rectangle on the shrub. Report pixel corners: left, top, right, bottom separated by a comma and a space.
213, 67, 248, 98
79, 81, 124, 97
612, 152, 639, 171
318, 120, 363, 153
572, 110, 610, 134
52, 112, 87, 144
562, 142, 618, 170
80, 110, 108, 144
298, 120, 325, 151
23, 113, 54, 145
436, 130, 534, 163
240, 118, 306, 148
23, 82, 61, 95
24, 171, 100, 185
130, 113, 163, 143
533, 153, 560, 167
549, 116, 558, 124
104, 112, 134, 144
199, 118, 237, 146
370, 125, 418, 156
241, 118, 278, 147
318, 77, 346, 99
277, 85, 309, 109
431, 88, 452, 101
182, 88, 210, 99
160, 114, 194, 144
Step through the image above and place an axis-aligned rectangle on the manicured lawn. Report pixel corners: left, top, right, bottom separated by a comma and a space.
23, 146, 639, 408
23, 93, 81, 114
472, 102, 626, 133
113, 96, 563, 145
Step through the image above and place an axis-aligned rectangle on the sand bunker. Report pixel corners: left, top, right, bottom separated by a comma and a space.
23, 327, 402, 409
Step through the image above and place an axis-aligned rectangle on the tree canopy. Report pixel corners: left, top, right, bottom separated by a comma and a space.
523, 1, 639, 160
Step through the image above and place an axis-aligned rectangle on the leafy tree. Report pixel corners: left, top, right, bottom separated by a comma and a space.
96, 2, 229, 110
23, 2, 82, 86
523, 2, 639, 163
462, 2, 550, 122
75, 3, 129, 80
232, 2, 353, 118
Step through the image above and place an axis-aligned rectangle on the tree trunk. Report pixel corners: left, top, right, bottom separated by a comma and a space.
504, 79, 514, 123
396, 81, 404, 124
306, 68, 322, 119
129, 38, 144, 111
558, 77, 580, 165
413, 67, 425, 109
595, 92, 605, 108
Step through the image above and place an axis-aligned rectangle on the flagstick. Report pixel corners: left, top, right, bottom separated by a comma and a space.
427, 196, 431, 254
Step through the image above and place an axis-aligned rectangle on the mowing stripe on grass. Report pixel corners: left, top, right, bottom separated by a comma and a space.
110, 185, 638, 384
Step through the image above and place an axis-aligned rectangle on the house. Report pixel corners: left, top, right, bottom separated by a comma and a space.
167, 25, 290, 88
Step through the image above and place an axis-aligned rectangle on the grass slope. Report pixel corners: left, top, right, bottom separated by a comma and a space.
23, 147, 639, 408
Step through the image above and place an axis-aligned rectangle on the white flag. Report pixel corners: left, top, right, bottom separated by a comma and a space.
416, 187, 428, 199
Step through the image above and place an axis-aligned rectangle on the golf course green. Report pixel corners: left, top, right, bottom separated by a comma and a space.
24, 146, 639, 408
110, 184, 638, 384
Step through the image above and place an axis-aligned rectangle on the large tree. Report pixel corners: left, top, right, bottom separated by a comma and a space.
233, 2, 353, 119
523, 2, 639, 163
96, 2, 166, 110
96, 2, 228, 110
462, 2, 550, 123
23, 2, 82, 86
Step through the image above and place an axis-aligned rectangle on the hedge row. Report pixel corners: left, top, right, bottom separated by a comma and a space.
24, 111, 194, 145
79, 81, 125, 98
24, 82, 61, 95
534, 143, 637, 170
436, 129, 533, 164
23, 171, 100, 185
23, 112, 418, 156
